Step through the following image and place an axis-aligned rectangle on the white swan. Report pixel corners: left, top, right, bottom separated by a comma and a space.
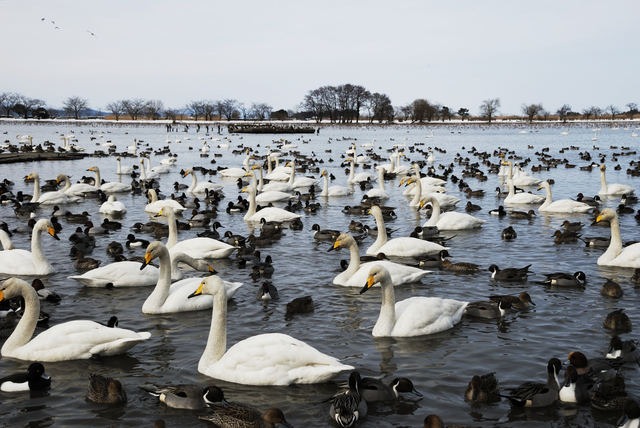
99, 195, 127, 215
421, 195, 485, 230
87, 166, 131, 193
365, 167, 390, 200
537, 181, 593, 213
260, 163, 295, 193
595, 208, 640, 268
68, 250, 213, 287
139, 158, 160, 180
264, 153, 291, 181
346, 158, 377, 184
598, 164, 635, 196
141, 242, 242, 314
426, 149, 436, 163
145, 189, 185, 214
503, 178, 545, 205
0, 219, 59, 275
247, 168, 293, 202
331, 234, 430, 287
367, 205, 449, 256
286, 159, 319, 188
320, 169, 353, 197
56, 173, 98, 196
0, 277, 150, 361
188, 275, 353, 385
359, 265, 467, 337
0, 229, 15, 250
116, 156, 133, 175
504, 160, 541, 187
183, 168, 223, 194
127, 138, 138, 154
392, 152, 411, 175
27, 173, 81, 205
241, 186, 302, 223
158, 207, 237, 259
561, 128, 569, 135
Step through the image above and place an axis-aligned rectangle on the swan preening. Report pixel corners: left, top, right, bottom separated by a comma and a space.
187, 276, 353, 385
0, 278, 150, 361
0, 219, 59, 275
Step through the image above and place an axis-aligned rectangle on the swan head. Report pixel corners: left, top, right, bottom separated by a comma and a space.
35, 219, 60, 240
596, 208, 616, 223
154, 206, 175, 218
0, 277, 33, 302
183, 168, 193, 177
360, 265, 390, 294
187, 275, 225, 299
368, 205, 382, 217
26, 172, 39, 180
321, 169, 327, 177
329, 233, 355, 252
251, 164, 261, 171
240, 186, 255, 195
141, 241, 167, 270
56, 173, 68, 184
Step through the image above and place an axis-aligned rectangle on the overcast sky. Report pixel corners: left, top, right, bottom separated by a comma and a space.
2, 0, 638, 116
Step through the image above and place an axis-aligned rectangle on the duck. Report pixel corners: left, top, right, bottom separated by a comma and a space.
510, 209, 536, 220
125, 234, 150, 248
357, 377, 422, 403
310, 224, 340, 241
241, 185, 302, 223
421, 195, 484, 230
320, 169, 353, 196
488, 292, 535, 310
599, 164, 635, 196
330, 234, 430, 287
501, 226, 517, 240
140, 384, 221, 409
489, 206, 507, 216
464, 373, 500, 402
145, 189, 186, 214
604, 309, 632, 333
26, 172, 82, 205
187, 275, 353, 385
590, 376, 629, 412
256, 281, 278, 300
422, 414, 480, 428
617, 400, 640, 428
488, 264, 531, 281
562, 220, 584, 231
568, 351, 623, 381
540, 271, 586, 286
86, 373, 127, 404
285, 296, 314, 318
183, 167, 223, 194
601, 279, 624, 298
0, 362, 51, 392
503, 358, 562, 407
441, 259, 480, 273
465, 201, 482, 212
87, 166, 131, 193
0, 277, 151, 361
595, 208, 640, 267
74, 252, 101, 270
0, 311, 18, 339
359, 265, 467, 337
606, 336, 640, 364
633, 268, 640, 284
537, 181, 593, 213
330, 371, 367, 428
99, 195, 127, 215
200, 405, 293, 428
157, 207, 237, 259
553, 230, 581, 244
465, 299, 512, 318
558, 365, 597, 404
0, 219, 59, 275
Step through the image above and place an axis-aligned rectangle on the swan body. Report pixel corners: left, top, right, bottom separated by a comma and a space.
99, 195, 127, 215
421, 195, 485, 230
0, 219, 59, 275
139, 158, 161, 179
332, 234, 430, 287
595, 208, 640, 267
158, 207, 237, 259
286, 160, 319, 188
507, 161, 541, 187
145, 189, 185, 214
219, 166, 246, 177
360, 265, 467, 337
116, 157, 133, 175
368, 205, 449, 256
141, 242, 241, 314
183, 168, 223, 193
599, 165, 635, 196
320, 169, 353, 196
189, 276, 353, 385
365, 167, 390, 200
346, 158, 376, 183
241, 186, 302, 223
27, 173, 81, 205
537, 182, 592, 213
504, 178, 545, 204
87, 166, 131, 193
264, 154, 291, 181
57, 174, 98, 196
0, 278, 150, 361
256, 191, 295, 203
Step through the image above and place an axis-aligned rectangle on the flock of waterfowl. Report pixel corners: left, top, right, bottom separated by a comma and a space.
1, 123, 640, 427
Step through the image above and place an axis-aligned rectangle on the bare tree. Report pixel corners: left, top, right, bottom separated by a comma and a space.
122, 99, 148, 120
479, 98, 501, 123
62, 96, 90, 120
186, 101, 204, 121
13, 96, 45, 119
521, 103, 543, 123
201, 100, 217, 121
163, 107, 178, 121
412, 99, 429, 122
302, 89, 324, 123
399, 104, 413, 122
441, 106, 455, 122
457, 108, 470, 121
606, 104, 621, 121
369, 93, 393, 123
0, 92, 21, 117
218, 99, 238, 120
555, 104, 572, 122
237, 102, 248, 120
145, 100, 164, 120
106, 101, 125, 121
626, 103, 638, 120
582, 107, 594, 121
251, 102, 272, 120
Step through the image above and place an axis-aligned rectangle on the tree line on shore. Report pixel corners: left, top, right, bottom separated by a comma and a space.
0, 87, 637, 124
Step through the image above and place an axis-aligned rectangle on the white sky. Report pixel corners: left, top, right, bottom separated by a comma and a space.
2, 0, 638, 116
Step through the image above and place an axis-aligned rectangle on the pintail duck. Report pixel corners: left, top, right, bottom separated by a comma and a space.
606, 336, 640, 365
140, 384, 222, 409
488, 264, 531, 281
601, 279, 624, 298
489, 292, 535, 310
590, 376, 629, 411
540, 271, 586, 286
503, 358, 562, 407
553, 230, 581, 243
510, 209, 536, 220
285, 296, 314, 319
558, 365, 597, 404
330, 371, 367, 427
441, 259, 480, 273
465, 299, 512, 319
358, 377, 422, 403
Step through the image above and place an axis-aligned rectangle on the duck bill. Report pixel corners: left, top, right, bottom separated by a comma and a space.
413, 387, 423, 397
48, 227, 60, 240
281, 418, 294, 428
471, 389, 479, 401
188, 282, 205, 299
360, 276, 375, 294
140, 253, 153, 270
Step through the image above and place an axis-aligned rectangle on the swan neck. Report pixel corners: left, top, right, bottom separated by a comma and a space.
600, 169, 608, 193
117, 158, 122, 174
31, 175, 41, 202
369, 211, 387, 253
603, 214, 623, 261
374, 277, 396, 337
165, 210, 178, 249
287, 161, 296, 185
378, 169, 385, 191
540, 184, 552, 209
426, 197, 441, 226
189, 172, 198, 192
62, 176, 71, 191
200, 285, 227, 370
321, 173, 329, 196
344, 240, 361, 277
256, 167, 264, 191
410, 176, 422, 206
94, 168, 102, 189
3, 283, 39, 354
31, 224, 51, 273
144, 247, 173, 311
243, 188, 257, 220
348, 159, 355, 181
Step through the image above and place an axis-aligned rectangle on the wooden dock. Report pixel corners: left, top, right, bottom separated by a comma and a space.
0, 152, 89, 164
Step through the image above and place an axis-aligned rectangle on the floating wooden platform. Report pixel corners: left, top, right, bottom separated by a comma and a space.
228, 124, 315, 134
0, 152, 89, 164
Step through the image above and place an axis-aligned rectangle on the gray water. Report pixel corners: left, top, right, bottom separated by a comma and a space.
0, 120, 639, 428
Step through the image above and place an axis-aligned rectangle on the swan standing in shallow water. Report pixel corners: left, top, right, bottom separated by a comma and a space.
0, 278, 151, 361
141, 242, 241, 314
116, 156, 133, 175
187, 276, 353, 385
359, 265, 468, 337
595, 208, 640, 268
0, 219, 59, 275
331, 233, 430, 287
537, 181, 593, 213
421, 195, 485, 230
598, 164, 635, 196
367, 205, 449, 256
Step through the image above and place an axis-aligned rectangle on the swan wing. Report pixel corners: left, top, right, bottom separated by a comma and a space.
68, 261, 157, 287
390, 297, 467, 337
